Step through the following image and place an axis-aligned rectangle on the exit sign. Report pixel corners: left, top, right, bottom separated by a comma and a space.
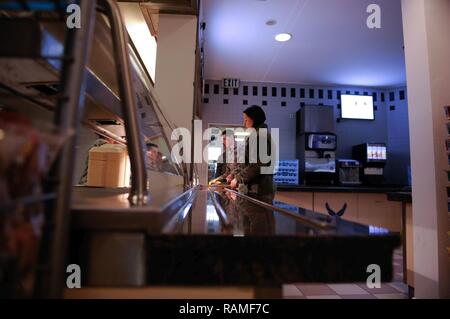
222, 78, 240, 89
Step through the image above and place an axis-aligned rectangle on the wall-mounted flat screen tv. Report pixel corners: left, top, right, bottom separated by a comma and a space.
341, 94, 374, 120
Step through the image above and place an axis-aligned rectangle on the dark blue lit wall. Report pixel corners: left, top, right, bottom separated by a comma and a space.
202, 80, 410, 185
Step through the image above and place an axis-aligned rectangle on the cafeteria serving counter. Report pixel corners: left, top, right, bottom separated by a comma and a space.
67, 184, 401, 298
0, 3, 399, 298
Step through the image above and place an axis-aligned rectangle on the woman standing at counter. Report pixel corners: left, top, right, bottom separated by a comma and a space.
230, 105, 276, 202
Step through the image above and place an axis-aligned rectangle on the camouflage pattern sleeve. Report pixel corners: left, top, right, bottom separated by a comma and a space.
234, 128, 273, 185
215, 152, 226, 178
217, 146, 242, 180
234, 163, 260, 185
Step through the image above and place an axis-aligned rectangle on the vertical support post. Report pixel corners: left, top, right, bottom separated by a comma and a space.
99, 0, 149, 205
401, 0, 450, 298
48, 0, 97, 298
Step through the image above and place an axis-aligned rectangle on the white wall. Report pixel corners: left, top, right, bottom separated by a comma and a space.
401, 0, 450, 298
155, 14, 198, 132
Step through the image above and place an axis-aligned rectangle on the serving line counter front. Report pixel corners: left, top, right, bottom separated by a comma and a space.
65, 184, 400, 299
276, 184, 412, 232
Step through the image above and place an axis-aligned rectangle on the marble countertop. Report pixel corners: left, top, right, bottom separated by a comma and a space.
145, 189, 401, 285
68, 186, 401, 286
277, 184, 411, 193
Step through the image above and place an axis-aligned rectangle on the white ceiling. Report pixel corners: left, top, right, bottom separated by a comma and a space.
202, 0, 406, 88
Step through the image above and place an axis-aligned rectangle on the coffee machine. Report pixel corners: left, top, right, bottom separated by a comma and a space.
352, 143, 387, 185
296, 105, 336, 185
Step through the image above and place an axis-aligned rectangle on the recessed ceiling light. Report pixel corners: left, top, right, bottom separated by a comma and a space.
275, 33, 292, 42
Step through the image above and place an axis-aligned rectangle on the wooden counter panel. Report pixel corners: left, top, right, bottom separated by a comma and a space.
313, 192, 359, 223
276, 190, 403, 231
275, 191, 313, 211
358, 194, 402, 232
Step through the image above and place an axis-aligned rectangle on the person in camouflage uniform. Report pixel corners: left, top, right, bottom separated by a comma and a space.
211, 129, 241, 185
230, 105, 276, 203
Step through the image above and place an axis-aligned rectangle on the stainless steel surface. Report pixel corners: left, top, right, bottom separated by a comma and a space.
305, 158, 336, 173
48, 0, 97, 299
208, 189, 232, 228
82, 10, 184, 178
364, 167, 384, 175
0, 20, 61, 111
162, 186, 199, 233
84, 69, 123, 117
98, 0, 148, 205
85, 2, 184, 180
0, 82, 54, 111
298, 105, 335, 134
306, 133, 337, 150
72, 185, 184, 213
83, 120, 127, 145
296, 106, 337, 184
337, 159, 362, 185
71, 183, 194, 233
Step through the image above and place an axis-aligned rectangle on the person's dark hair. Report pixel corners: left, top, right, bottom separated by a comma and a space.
243, 105, 266, 128
221, 128, 234, 136
146, 142, 158, 151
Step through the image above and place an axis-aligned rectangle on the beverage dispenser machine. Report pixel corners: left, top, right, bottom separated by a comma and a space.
352, 143, 387, 184
296, 105, 336, 185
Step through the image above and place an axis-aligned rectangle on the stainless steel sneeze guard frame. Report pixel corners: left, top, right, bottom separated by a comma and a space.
97, 0, 148, 205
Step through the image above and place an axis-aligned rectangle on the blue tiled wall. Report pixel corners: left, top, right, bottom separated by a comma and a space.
386, 88, 410, 185
201, 80, 410, 185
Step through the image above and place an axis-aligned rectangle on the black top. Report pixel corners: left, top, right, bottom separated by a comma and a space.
277, 184, 411, 194
145, 189, 401, 286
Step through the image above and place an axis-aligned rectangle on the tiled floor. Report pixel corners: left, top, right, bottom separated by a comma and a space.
283, 248, 409, 299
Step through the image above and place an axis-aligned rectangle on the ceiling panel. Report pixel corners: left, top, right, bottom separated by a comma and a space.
202, 0, 406, 88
